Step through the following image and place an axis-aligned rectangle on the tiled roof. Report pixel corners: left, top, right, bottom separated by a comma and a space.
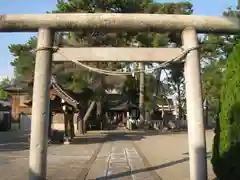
5, 76, 94, 110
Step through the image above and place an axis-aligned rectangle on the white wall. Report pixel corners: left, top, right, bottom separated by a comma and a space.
18, 113, 79, 133
52, 113, 78, 133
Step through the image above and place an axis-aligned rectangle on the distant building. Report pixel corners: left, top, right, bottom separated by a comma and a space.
3, 76, 94, 132
3, 76, 130, 132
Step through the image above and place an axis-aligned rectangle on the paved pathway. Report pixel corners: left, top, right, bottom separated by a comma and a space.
0, 131, 104, 180
87, 135, 161, 180
133, 130, 215, 180
0, 130, 215, 180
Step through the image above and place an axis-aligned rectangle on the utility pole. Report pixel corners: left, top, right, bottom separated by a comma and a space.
139, 62, 145, 125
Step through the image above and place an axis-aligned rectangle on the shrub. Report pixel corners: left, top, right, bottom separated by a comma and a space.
211, 40, 240, 180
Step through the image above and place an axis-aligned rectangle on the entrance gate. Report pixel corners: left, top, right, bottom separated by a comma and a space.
0, 13, 239, 180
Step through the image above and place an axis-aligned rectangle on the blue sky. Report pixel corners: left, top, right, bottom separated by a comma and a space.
0, 0, 236, 80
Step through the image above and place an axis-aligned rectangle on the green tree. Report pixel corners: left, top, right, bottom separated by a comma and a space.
202, 58, 225, 120
52, 0, 193, 88
211, 40, 240, 180
9, 1, 194, 130
9, 37, 37, 81
200, 6, 239, 123
121, 75, 139, 104
210, 6, 240, 180
9, 0, 194, 91
0, 77, 11, 99
166, 64, 185, 120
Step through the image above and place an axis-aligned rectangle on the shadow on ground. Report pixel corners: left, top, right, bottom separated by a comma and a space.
0, 130, 202, 152
70, 130, 188, 145
0, 131, 30, 152
182, 151, 212, 156
96, 150, 212, 180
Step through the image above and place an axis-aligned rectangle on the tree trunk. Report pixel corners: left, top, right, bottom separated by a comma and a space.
96, 62, 104, 130
104, 112, 109, 130
77, 111, 84, 135
204, 99, 208, 128
139, 62, 145, 125
153, 69, 162, 110
96, 101, 103, 130
177, 84, 183, 129
83, 101, 96, 133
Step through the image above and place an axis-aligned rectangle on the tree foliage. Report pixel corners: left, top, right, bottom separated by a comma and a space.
200, 7, 239, 121
212, 40, 240, 180
166, 64, 185, 119
8, 1, 236, 117
0, 77, 11, 99
9, 0, 194, 110
9, 37, 37, 81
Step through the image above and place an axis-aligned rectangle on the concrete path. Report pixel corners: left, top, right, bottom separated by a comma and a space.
133, 130, 215, 180
0, 130, 215, 180
86, 134, 161, 180
0, 131, 105, 180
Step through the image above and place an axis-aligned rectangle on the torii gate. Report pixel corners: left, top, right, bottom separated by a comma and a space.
0, 13, 239, 180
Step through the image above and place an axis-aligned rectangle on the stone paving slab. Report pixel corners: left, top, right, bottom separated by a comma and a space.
87, 137, 160, 180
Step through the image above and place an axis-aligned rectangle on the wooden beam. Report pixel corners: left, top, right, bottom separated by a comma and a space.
0, 13, 239, 33
53, 47, 183, 62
